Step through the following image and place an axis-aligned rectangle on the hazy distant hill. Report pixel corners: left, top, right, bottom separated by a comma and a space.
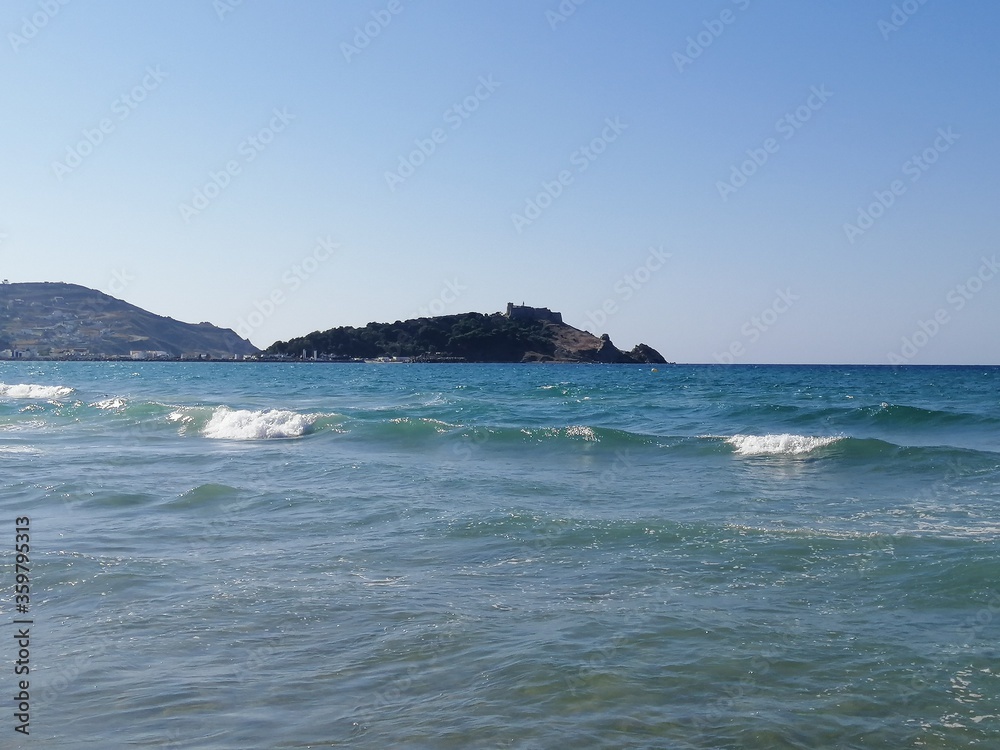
266, 310, 667, 364
0, 282, 257, 358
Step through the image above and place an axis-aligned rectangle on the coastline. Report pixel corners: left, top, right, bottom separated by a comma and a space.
0, 355, 674, 364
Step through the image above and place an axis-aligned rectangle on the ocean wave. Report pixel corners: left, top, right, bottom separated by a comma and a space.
867, 402, 994, 427
451, 424, 658, 448
564, 425, 599, 441
724, 400, 1000, 433
168, 483, 249, 509
0, 444, 42, 455
388, 416, 456, 433
711, 434, 1000, 466
329, 420, 656, 448
725, 434, 841, 456
0, 383, 74, 399
90, 397, 128, 410
200, 407, 319, 440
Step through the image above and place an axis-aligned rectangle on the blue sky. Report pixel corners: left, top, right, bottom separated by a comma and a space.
1, 0, 997, 363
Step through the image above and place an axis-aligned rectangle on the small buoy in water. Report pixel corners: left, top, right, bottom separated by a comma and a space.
651, 368, 659, 373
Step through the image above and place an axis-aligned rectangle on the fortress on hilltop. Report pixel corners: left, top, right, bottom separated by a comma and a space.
505, 302, 563, 324
264, 305, 667, 364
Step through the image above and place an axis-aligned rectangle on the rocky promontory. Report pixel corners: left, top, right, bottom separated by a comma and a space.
266, 304, 667, 364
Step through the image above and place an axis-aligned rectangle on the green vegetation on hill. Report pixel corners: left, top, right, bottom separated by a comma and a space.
269, 313, 553, 361
267, 312, 667, 364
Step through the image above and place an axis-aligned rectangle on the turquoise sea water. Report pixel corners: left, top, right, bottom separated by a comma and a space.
1, 362, 999, 749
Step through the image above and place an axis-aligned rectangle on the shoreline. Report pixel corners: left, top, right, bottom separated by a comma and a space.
0, 356, 674, 365
1, 359, 995, 367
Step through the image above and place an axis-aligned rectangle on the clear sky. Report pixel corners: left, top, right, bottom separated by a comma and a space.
2, 0, 998, 363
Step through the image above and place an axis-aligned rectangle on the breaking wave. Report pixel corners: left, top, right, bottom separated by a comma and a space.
198, 407, 320, 440
725, 433, 842, 456
90, 397, 128, 410
0, 383, 74, 399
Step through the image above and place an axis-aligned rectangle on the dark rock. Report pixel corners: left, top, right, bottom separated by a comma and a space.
268, 308, 667, 365
626, 343, 668, 365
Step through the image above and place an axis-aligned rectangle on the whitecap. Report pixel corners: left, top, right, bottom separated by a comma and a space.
90, 397, 127, 410
726, 433, 840, 456
565, 425, 599, 441
202, 407, 316, 440
0, 383, 74, 399
0, 445, 41, 454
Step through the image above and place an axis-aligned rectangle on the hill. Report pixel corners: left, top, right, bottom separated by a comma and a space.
266, 309, 667, 364
0, 282, 257, 358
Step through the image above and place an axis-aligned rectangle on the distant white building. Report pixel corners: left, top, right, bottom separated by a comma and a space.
130, 350, 169, 360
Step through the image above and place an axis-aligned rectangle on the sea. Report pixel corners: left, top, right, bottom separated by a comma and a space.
1, 362, 999, 749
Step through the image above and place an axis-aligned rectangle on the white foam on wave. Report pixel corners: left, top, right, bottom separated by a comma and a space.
565, 425, 599, 441
90, 397, 127, 410
0, 383, 74, 399
0, 445, 42, 455
202, 407, 317, 440
726, 433, 840, 456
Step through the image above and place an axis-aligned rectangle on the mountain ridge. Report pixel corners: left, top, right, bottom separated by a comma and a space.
0, 282, 257, 358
